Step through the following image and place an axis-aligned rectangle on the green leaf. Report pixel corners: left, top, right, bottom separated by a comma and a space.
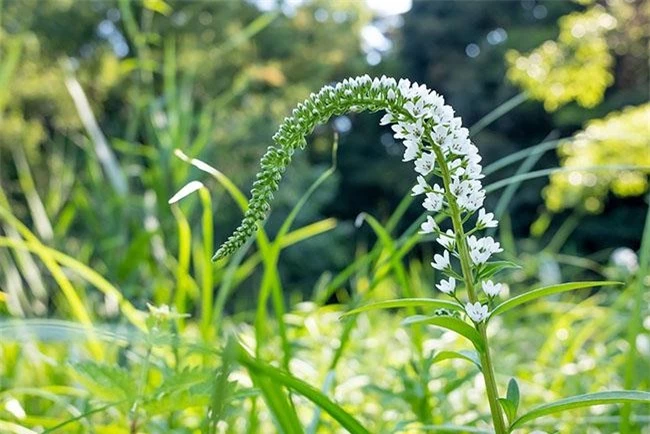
70, 362, 136, 403
236, 343, 370, 434
510, 390, 650, 430
342, 298, 463, 318
249, 373, 303, 434
431, 350, 482, 369
402, 315, 484, 351
501, 378, 520, 424
488, 281, 621, 320
507, 378, 520, 415
477, 260, 521, 280
499, 398, 516, 425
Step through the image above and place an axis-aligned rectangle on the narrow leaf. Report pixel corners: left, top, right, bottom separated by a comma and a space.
499, 398, 516, 425
489, 281, 621, 320
431, 350, 481, 369
507, 378, 520, 415
402, 315, 484, 351
342, 298, 463, 318
477, 261, 521, 280
236, 344, 370, 434
511, 390, 650, 430
249, 373, 303, 434
168, 180, 205, 204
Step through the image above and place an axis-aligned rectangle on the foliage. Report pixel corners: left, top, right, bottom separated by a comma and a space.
506, 5, 616, 111
544, 104, 650, 213
503, 0, 649, 219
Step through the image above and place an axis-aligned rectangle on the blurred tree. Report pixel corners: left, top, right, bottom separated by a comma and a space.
506, 0, 650, 216
544, 104, 650, 214
0, 0, 373, 304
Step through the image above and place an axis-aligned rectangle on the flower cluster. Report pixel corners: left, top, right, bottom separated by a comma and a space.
213, 75, 507, 324
379, 78, 505, 323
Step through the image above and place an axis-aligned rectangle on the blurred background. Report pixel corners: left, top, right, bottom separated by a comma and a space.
0, 0, 649, 431
1, 0, 647, 307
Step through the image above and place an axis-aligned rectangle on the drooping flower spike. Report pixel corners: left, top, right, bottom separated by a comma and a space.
212, 75, 504, 321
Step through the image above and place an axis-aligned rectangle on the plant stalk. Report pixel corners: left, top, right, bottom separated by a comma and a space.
434, 147, 509, 433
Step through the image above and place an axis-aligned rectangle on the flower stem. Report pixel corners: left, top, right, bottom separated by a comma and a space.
433, 146, 508, 434
478, 324, 509, 434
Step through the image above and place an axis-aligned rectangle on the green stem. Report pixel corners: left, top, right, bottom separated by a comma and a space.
433, 147, 508, 434
478, 324, 508, 433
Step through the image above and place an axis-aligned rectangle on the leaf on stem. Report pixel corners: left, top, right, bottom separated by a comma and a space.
500, 378, 520, 425
342, 298, 463, 318
431, 350, 482, 369
488, 281, 621, 320
510, 390, 650, 430
477, 260, 521, 281
402, 315, 484, 351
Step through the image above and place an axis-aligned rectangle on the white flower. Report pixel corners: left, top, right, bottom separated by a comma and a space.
482, 280, 503, 297
379, 113, 394, 125
404, 99, 428, 118
431, 250, 450, 271
423, 191, 444, 212
420, 215, 438, 234
436, 229, 456, 250
448, 133, 471, 156
414, 152, 435, 175
457, 189, 485, 212
465, 162, 484, 179
429, 124, 449, 144
476, 208, 498, 229
412, 176, 429, 196
468, 235, 502, 265
436, 277, 456, 294
403, 139, 419, 162
465, 302, 488, 323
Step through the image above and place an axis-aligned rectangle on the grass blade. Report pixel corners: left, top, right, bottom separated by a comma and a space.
0, 238, 145, 329
62, 59, 128, 197
249, 373, 303, 434
469, 92, 528, 136
236, 342, 370, 434
483, 138, 564, 176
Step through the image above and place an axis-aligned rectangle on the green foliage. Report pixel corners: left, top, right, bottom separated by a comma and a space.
488, 281, 620, 319
511, 391, 650, 430
543, 104, 650, 213
506, 5, 616, 111
499, 378, 520, 425
71, 361, 137, 403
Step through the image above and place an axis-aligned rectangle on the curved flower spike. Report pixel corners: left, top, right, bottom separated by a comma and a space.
213, 76, 491, 262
